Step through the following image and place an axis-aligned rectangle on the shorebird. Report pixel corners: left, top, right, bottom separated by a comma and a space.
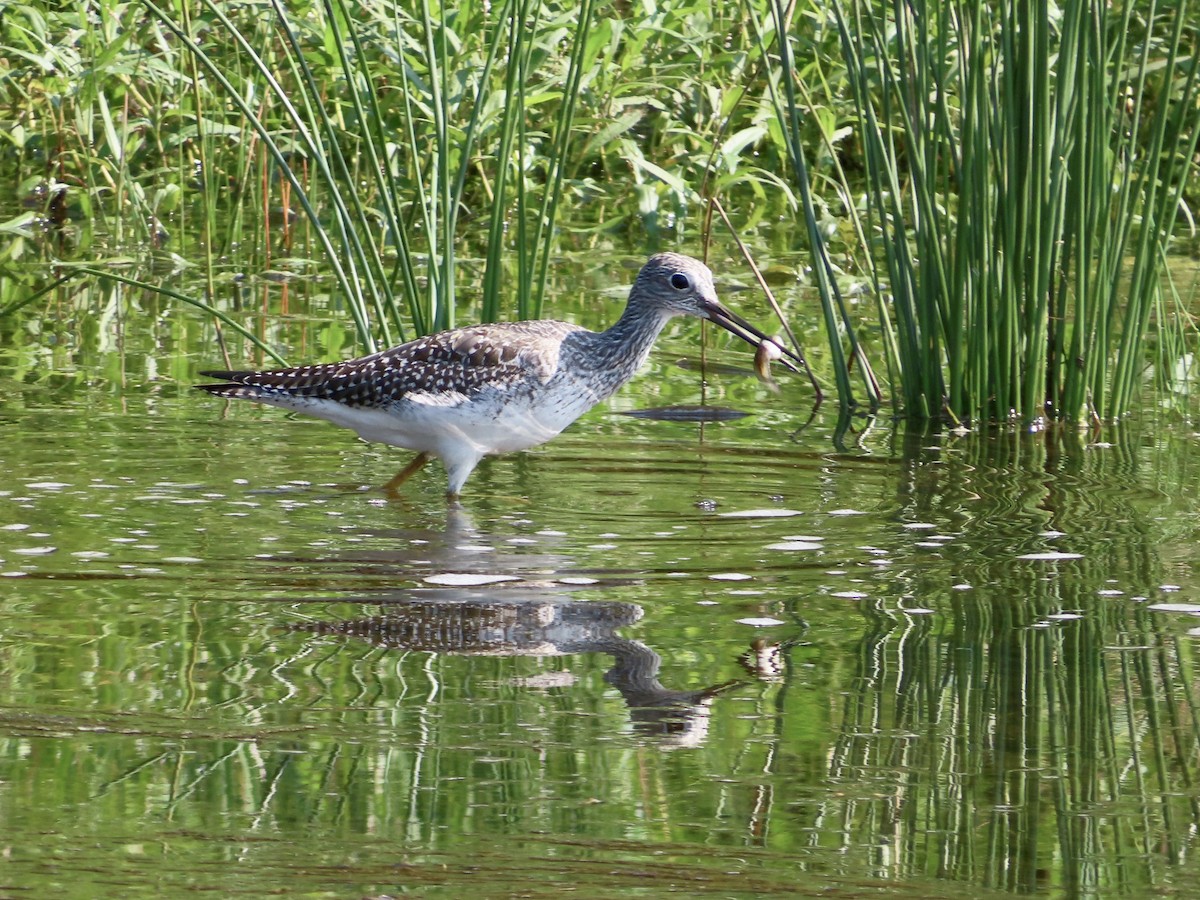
197, 252, 803, 498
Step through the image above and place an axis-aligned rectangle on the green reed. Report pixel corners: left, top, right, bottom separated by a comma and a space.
756, 0, 884, 415
821, 0, 1200, 424
5, 1, 1194, 416
3, 2, 831, 355
128, 0, 611, 353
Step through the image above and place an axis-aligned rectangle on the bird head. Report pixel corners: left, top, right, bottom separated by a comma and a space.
636, 252, 805, 375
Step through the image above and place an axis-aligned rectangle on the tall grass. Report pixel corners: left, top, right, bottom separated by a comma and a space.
143, 0, 433, 352
143, 0, 622, 352
2, 2, 850, 350
2, 1, 1196, 419
816, 0, 1200, 424
755, 0, 884, 415
5, 0, 630, 356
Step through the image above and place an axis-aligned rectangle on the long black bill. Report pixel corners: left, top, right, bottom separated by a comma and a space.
700, 299, 807, 375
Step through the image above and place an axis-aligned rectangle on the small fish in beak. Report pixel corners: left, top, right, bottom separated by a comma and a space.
754, 338, 785, 392
699, 298, 806, 376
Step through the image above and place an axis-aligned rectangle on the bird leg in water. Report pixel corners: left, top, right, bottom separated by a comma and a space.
383, 452, 431, 494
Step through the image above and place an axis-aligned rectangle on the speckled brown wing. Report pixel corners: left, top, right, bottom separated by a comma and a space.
196, 320, 586, 408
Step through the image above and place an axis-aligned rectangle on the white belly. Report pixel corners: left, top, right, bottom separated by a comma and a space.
264, 377, 604, 461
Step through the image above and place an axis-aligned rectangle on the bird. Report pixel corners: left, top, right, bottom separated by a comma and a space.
196, 252, 804, 498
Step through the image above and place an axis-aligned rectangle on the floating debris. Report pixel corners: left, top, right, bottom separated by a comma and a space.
619, 405, 749, 422
1148, 603, 1200, 614
423, 573, 522, 586
735, 617, 786, 627
717, 509, 802, 518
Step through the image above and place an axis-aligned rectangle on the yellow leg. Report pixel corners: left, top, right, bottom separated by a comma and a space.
383, 452, 431, 494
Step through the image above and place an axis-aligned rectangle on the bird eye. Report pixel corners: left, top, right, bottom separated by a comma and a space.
670, 273, 690, 290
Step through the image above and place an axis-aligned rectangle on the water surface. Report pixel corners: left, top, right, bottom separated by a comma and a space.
3, 276, 1200, 898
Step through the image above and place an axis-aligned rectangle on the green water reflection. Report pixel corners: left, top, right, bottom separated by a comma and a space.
3, 302, 1200, 897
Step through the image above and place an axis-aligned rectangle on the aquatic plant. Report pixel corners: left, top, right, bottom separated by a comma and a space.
1, 0, 1196, 424
767, 0, 1200, 423
1, 1, 819, 352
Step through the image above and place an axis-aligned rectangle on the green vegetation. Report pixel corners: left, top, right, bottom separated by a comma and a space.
0, 0, 1197, 423
819, 0, 1200, 424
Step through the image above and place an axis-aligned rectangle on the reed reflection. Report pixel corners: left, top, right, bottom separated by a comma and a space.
811, 425, 1200, 894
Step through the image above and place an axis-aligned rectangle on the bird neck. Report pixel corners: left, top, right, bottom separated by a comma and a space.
609, 297, 676, 350
565, 301, 674, 400
599, 300, 673, 372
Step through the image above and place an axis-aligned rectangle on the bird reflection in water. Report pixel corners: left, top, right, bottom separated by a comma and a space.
293, 596, 747, 749
282, 506, 800, 748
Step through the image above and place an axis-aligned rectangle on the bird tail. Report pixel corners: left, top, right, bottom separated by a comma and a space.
194, 371, 272, 401
194, 367, 353, 407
